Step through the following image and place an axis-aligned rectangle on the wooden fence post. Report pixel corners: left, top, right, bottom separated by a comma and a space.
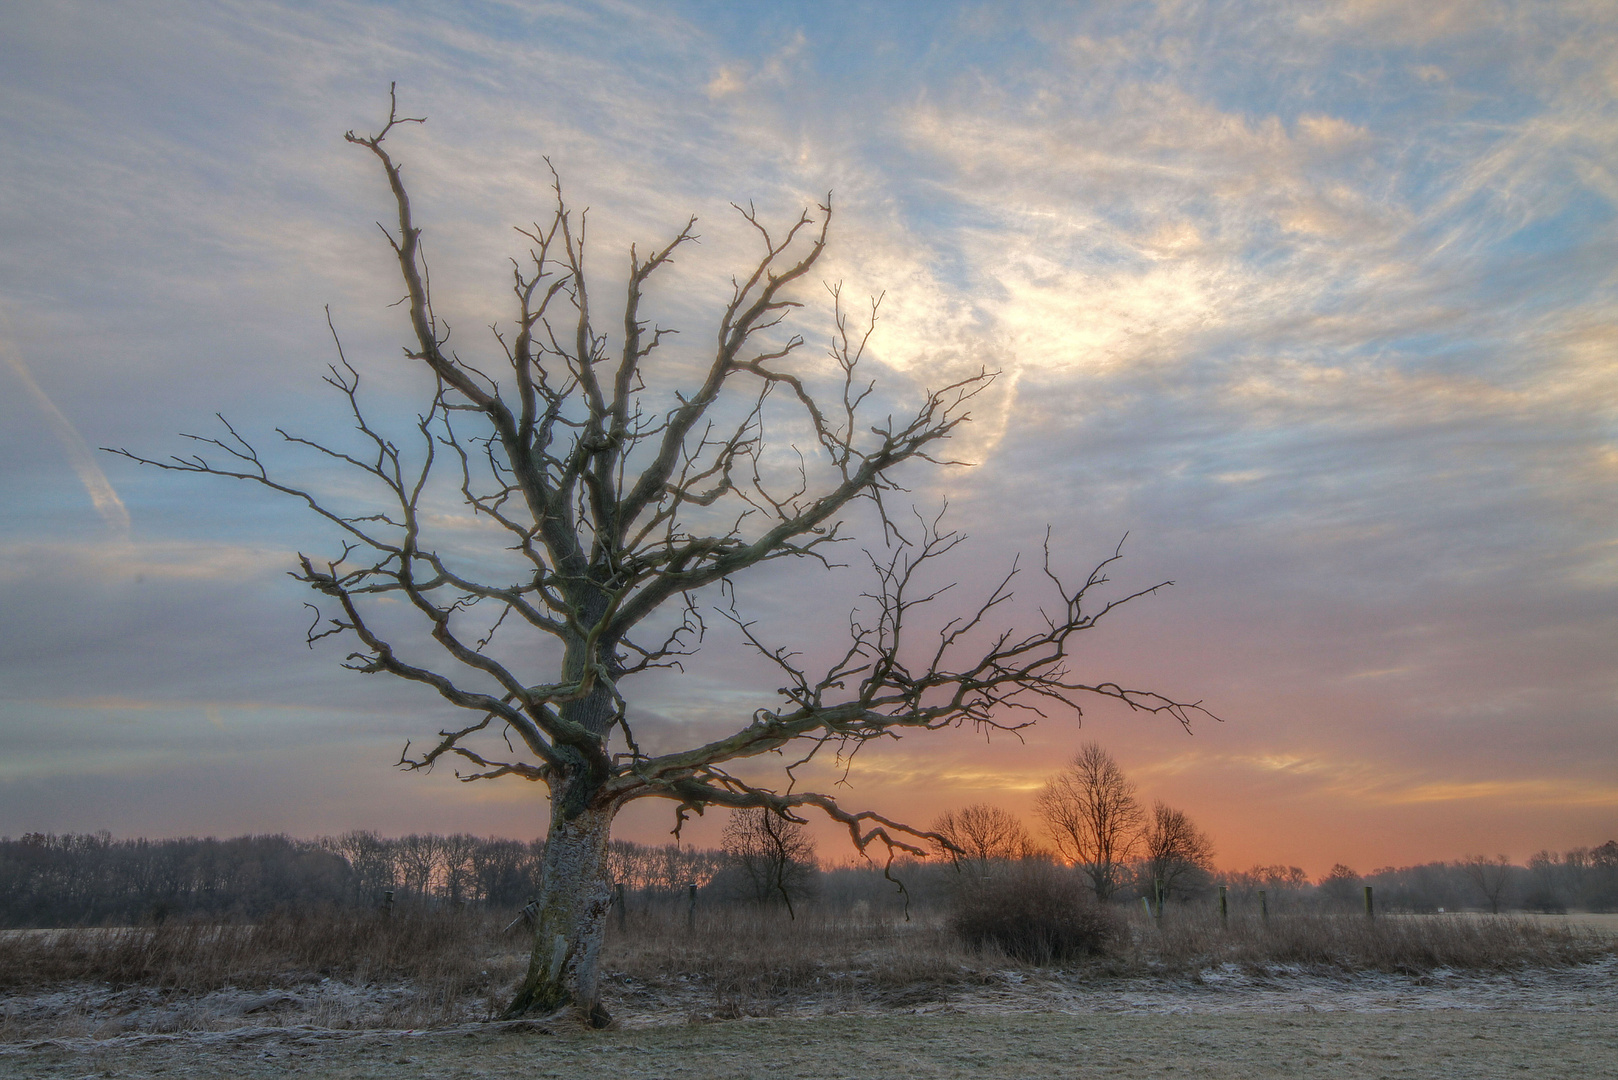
1259, 889, 1268, 923
687, 882, 697, 931
1219, 884, 1228, 926
1364, 885, 1374, 919
1154, 878, 1164, 920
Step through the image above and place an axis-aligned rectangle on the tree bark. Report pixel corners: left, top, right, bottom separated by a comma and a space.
504, 774, 616, 1025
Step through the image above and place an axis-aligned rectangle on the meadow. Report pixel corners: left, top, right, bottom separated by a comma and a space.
1, 900, 1613, 1080
3, 833, 1615, 1078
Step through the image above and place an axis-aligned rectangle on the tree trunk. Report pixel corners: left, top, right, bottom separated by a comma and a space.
504, 780, 616, 1026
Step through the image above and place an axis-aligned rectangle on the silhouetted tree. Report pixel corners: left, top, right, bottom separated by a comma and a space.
110, 88, 1208, 1023
1036, 743, 1145, 901
1141, 801, 1214, 902
931, 803, 1040, 866
1459, 854, 1515, 915
1317, 863, 1362, 908
720, 808, 818, 917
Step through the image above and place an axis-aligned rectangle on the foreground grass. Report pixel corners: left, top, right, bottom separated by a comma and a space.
6, 1010, 1617, 1080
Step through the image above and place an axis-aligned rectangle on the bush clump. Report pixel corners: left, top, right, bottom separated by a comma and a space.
947, 862, 1120, 963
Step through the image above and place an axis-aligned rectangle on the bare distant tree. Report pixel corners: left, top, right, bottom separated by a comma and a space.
1317, 863, 1361, 908
1245, 864, 1309, 891
647, 844, 727, 896
1459, 854, 1515, 915
1142, 801, 1215, 901
1226, 863, 1309, 910
393, 833, 445, 900
931, 803, 1040, 865
604, 840, 726, 896
322, 831, 398, 903
438, 833, 481, 905
721, 808, 818, 918
1035, 743, 1145, 901
109, 89, 1210, 1024
468, 838, 539, 907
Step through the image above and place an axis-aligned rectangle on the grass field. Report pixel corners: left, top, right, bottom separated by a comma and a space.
1, 907, 1613, 1076
1502, 911, 1618, 934
6, 1007, 1617, 1080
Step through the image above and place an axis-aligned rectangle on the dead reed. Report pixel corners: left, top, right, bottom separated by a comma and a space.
1120, 907, 1609, 974
601, 905, 985, 1017
0, 903, 1609, 1034
0, 907, 515, 993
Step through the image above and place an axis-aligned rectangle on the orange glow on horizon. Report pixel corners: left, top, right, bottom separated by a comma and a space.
610, 717, 1618, 879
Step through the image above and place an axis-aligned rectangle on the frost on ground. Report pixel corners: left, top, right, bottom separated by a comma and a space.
2, 968, 1616, 1080
2, 917, 1614, 1077
0, 978, 492, 1042
605, 955, 1618, 1026
3, 956, 1614, 1041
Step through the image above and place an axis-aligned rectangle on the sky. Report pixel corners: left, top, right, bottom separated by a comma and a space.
1, 0, 1614, 878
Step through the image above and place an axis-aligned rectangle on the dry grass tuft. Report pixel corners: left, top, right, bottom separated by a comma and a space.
0, 908, 533, 1033
1119, 908, 1609, 974
0, 906, 522, 1031
602, 906, 985, 1018
946, 863, 1122, 964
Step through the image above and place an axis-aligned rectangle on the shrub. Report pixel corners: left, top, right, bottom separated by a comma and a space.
947, 861, 1121, 963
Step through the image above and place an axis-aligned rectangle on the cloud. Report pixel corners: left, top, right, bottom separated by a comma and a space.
0, 540, 286, 584
30, 694, 314, 714
0, 324, 129, 536
1392, 778, 1618, 808
1, 1, 1615, 865
1167, 749, 1618, 812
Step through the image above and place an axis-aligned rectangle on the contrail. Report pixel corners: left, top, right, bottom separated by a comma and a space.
0, 321, 132, 537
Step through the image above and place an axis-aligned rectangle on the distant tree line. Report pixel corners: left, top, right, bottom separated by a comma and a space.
1308, 844, 1618, 914
934, 743, 1618, 916
1522, 843, 1618, 911
0, 832, 729, 928
0, 833, 354, 926
3, 821, 1611, 927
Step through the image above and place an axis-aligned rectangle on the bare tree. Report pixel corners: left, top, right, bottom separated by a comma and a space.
604, 839, 725, 897
1316, 863, 1362, 908
1226, 863, 1309, 911
647, 843, 725, 896
439, 833, 481, 905
1035, 743, 1145, 901
720, 807, 818, 918
1459, 854, 1515, 915
109, 89, 1209, 1024
931, 803, 1040, 866
468, 838, 540, 907
393, 833, 445, 901
1141, 801, 1215, 902
321, 831, 397, 904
